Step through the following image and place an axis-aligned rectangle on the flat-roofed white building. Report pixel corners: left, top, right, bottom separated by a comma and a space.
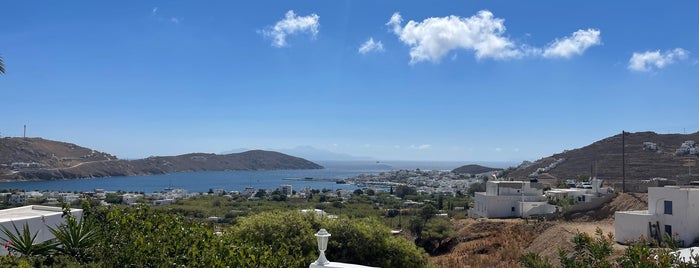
615, 186, 699, 245
0, 205, 83, 256
469, 181, 556, 218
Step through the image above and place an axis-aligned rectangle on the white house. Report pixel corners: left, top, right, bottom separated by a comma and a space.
279, 184, 293, 197
0, 205, 83, 256
615, 186, 699, 245
469, 181, 556, 218
122, 193, 143, 205
546, 179, 610, 204
7, 193, 28, 205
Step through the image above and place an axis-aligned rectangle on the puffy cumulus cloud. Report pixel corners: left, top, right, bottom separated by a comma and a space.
262, 10, 319, 47
628, 48, 689, 72
542, 29, 601, 58
358, 38, 385, 54
387, 11, 602, 64
386, 10, 522, 63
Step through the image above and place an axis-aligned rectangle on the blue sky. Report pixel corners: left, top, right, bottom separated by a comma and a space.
1, 1, 697, 162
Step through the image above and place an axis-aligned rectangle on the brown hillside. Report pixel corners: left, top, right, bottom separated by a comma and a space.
508, 131, 699, 185
432, 194, 649, 267
0, 137, 117, 169
431, 219, 554, 268
0, 138, 323, 181
452, 164, 502, 175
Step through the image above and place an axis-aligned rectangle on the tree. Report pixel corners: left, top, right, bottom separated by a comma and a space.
353, 189, 364, 196
419, 218, 456, 254
420, 203, 438, 223
270, 189, 288, 201
409, 218, 424, 241
231, 210, 430, 268
467, 181, 486, 196
395, 186, 417, 198
104, 193, 123, 204
254, 189, 266, 198
437, 195, 444, 210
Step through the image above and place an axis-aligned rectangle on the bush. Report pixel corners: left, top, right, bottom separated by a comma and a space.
521, 228, 699, 268
231, 210, 431, 268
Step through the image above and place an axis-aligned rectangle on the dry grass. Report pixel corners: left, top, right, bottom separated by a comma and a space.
430, 193, 649, 267
430, 219, 554, 268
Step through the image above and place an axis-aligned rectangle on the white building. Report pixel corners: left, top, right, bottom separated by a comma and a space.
7, 193, 28, 205
0, 205, 83, 256
615, 186, 699, 245
546, 179, 610, 203
469, 181, 556, 218
61, 193, 80, 204
279, 184, 293, 197
122, 193, 143, 205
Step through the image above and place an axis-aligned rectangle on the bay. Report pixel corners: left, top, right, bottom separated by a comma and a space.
0, 161, 489, 193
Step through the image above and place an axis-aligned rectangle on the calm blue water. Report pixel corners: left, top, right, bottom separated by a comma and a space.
0, 161, 510, 193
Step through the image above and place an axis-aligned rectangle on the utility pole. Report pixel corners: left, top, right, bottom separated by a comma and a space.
23, 125, 26, 139
622, 130, 626, 193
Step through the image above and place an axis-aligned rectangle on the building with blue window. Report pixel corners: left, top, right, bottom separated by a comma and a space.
615, 186, 699, 246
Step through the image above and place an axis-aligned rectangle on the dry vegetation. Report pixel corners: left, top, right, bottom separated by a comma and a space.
431, 193, 649, 268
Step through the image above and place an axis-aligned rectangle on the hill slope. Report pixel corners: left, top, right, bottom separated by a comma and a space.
0, 138, 323, 181
507, 131, 699, 183
451, 164, 502, 175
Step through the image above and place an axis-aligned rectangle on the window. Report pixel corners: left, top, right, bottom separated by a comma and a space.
664, 200, 673, 215
511, 207, 515, 212
665, 225, 672, 236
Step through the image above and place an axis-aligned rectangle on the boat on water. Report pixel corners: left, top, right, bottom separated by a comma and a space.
336, 180, 347, 184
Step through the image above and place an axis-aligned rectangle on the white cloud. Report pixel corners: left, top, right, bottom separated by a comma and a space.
387, 10, 601, 64
495, 147, 503, 152
358, 38, 384, 54
409, 144, 432, 150
386, 10, 521, 63
151, 7, 181, 24
542, 29, 601, 58
628, 48, 689, 72
262, 10, 320, 47
387, 13, 403, 35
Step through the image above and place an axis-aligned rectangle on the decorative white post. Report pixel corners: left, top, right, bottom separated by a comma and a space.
313, 229, 331, 266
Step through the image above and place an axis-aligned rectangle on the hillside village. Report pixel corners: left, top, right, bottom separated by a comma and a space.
2, 133, 699, 266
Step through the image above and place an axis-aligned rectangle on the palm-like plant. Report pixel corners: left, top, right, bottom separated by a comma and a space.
48, 215, 98, 262
0, 222, 58, 256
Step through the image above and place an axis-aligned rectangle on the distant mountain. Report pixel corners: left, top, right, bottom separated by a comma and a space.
507, 131, 699, 184
223, 146, 373, 161
452, 164, 503, 175
0, 138, 323, 181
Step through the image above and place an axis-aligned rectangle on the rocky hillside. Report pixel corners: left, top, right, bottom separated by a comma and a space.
451, 164, 502, 175
0, 137, 323, 181
506, 131, 699, 184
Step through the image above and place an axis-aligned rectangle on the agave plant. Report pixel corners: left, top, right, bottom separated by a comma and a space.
0, 222, 57, 257
48, 215, 98, 262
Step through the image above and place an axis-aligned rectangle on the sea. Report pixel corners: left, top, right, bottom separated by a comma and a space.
0, 161, 514, 193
